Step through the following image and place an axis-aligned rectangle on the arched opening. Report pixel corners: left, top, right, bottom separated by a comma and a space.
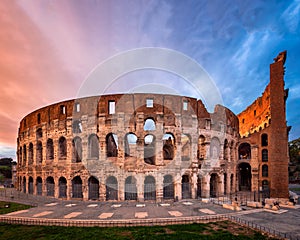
181, 134, 191, 161
18, 176, 21, 191
197, 176, 202, 198
36, 177, 42, 195
23, 177, 26, 193
106, 133, 118, 157
36, 128, 43, 139
262, 149, 268, 162
46, 139, 54, 160
28, 143, 34, 164
18, 177, 22, 191
238, 162, 252, 191
144, 134, 156, 165
23, 144, 27, 165
144, 118, 156, 131
72, 120, 82, 133
125, 176, 137, 200
238, 143, 251, 160
72, 137, 82, 162
28, 177, 33, 194
163, 133, 175, 160
230, 174, 234, 192
88, 176, 99, 200
106, 176, 118, 201
144, 176, 156, 200
197, 135, 206, 160
124, 133, 137, 157
224, 173, 227, 195
72, 176, 83, 199
19, 147, 22, 166
210, 137, 220, 159
88, 134, 99, 159
163, 175, 174, 200
229, 141, 235, 161
224, 139, 229, 160
46, 176, 55, 196
261, 134, 268, 146
58, 137, 67, 160
36, 141, 43, 163
262, 164, 268, 177
181, 175, 191, 199
210, 173, 218, 197
59, 177, 67, 198
262, 180, 269, 191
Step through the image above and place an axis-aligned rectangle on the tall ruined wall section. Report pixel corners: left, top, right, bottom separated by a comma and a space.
237, 51, 289, 199
238, 85, 271, 138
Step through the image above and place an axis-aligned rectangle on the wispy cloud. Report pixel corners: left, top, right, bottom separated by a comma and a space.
281, 0, 300, 33
289, 84, 300, 100
0, 0, 299, 157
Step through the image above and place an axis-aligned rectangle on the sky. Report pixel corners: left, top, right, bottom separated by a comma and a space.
0, 0, 299, 160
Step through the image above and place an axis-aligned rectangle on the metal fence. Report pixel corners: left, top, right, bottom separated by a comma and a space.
229, 215, 300, 240
124, 183, 137, 200
182, 182, 191, 199
144, 183, 156, 200
163, 184, 174, 199
1, 188, 299, 239
0, 188, 56, 206
209, 190, 270, 206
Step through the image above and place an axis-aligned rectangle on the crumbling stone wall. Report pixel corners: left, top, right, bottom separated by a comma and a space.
17, 94, 238, 201
237, 51, 289, 198
16, 52, 290, 201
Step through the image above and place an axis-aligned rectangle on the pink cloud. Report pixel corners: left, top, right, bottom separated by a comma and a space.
0, 1, 78, 151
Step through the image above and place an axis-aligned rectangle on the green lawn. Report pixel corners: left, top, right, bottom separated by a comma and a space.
0, 221, 278, 240
289, 187, 300, 191
0, 201, 32, 214
0, 201, 277, 239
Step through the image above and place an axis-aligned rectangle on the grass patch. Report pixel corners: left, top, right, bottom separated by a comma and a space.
289, 187, 300, 191
0, 222, 279, 240
0, 201, 32, 214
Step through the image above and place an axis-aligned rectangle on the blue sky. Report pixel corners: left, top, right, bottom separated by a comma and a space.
0, 0, 299, 160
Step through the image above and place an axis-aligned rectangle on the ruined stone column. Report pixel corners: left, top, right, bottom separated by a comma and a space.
191, 172, 197, 199
82, 178, 88, 201
67, 178, 72, 200
99, 181, 106, 201
137, 176, 144, 202
156, 173, 163, 202
219, 173, 224, 196
119, 178, 125, 201
174, 175, 181, 200
202, 174, 210, 198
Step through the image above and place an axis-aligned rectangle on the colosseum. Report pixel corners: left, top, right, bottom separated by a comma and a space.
16, 51, 290, 202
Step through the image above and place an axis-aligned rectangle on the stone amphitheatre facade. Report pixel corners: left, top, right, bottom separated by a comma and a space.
16, 51, 290, 201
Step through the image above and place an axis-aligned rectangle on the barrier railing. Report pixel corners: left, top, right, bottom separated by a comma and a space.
1, 188, 299, 239
229, 215, 299, 240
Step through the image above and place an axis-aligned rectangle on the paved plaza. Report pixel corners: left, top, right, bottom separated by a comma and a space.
1, 189, 300, 239
4, 200, 236, 220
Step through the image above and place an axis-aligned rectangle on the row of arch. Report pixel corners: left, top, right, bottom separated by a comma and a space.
18, 173, 234, 200
238, 143, 268, 162
19, 133, 237, 167
19, 175, 174, 200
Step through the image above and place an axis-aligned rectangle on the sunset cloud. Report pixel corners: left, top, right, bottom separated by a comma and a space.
1, 0, 299, 160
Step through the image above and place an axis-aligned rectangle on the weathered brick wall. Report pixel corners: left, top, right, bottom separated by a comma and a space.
237, 51, 289, 198
17, 93, 239, 201
237, 85, 271, 138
